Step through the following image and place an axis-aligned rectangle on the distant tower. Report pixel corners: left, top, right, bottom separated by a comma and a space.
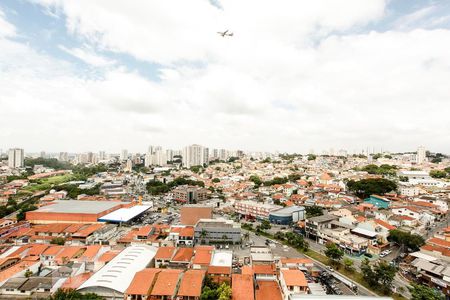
120, 149, 128, 161
8, 148, 24, 169
416, 146, 426, 164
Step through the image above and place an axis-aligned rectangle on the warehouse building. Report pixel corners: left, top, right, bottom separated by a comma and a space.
26, 200, 133, 224
78, 244, 157, 299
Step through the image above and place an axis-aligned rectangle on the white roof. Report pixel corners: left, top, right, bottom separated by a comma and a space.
410, 251, 438, 262
351, 227, 378, 238
210, 250, 233, 267
78, 244, 157, 294
98, 205, 151, 222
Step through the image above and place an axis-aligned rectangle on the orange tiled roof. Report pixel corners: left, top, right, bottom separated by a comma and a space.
193, 249, 212, 265
207, 266, 231, 275
232, 274, 254, 300
281, 269, 307, 287
177, 269, 205, 297
155, 246, 176, 260
179, 227, 195, 237
253, 264, 276, 275
172, 248, 194, 262
98, 250, 121, 263
374, 219, 396, 230
150, 269, 183, 297
61, 272, 93, 290
421, 244, 450, 257
126, 268, 161, 295
42, 246, 63, 256
428, 238, 450, 249
255, 280, 282, 300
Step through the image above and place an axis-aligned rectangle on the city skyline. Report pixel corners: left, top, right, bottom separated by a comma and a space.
0, 1, 450, 152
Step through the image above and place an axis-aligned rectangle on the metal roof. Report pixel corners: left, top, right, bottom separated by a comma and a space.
351, 227, 378, 238
270, 205, 305, 217
78, 244, 157, 294
34, 200, 125, 214
98, 205, 151, 223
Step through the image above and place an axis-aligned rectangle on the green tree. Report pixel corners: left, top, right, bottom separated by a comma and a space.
343, 258, 354, 272
307, 154, 317, 161
389, 229, 425, 251
24, 269, 33, 278
324, 243, 344, 265
48, 288, 103, 300
217, 283, 232, 300
212, 178, 220, 183
261, 220, 271, 230
190, 165, 202, 173
429, 170, 446, 178
374, 261, 397, 294
444, 167, 450, 174
50, 237, 66, 245
409, 283, 445, 300
305, 205, 323, 218
361, 258, 378, 287
347, 178, 397, 198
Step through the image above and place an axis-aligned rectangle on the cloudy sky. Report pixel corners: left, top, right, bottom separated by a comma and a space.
0, 0, 449, 154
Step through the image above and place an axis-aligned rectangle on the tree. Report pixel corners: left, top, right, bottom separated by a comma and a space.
200, 229, 208, 243
50, 237, 66, 245
372, 153, 382, 159
305, 206, 323, 218
307, 154, 317, 161
212, 178, 220, 183
409, 283, 445, 300
261, 220, 271, 230
347, 178, 397, 198
274, 231, 285, 241
361, 259, 397, 294
429, 170, 446, 178
24, 269, 33, 278
48, 288, 103, 300
249, 175, 262, 187
324, 243, 344, 265
374, 261, 397, 294
444, 167, 450, 174
343, 258, 354, 272
361, 258, 378, 287
217, 283, 232, 300
190, 165, 202, 173
389, 229, 424, 251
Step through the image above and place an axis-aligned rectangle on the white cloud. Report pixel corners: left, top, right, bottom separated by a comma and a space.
1, 2, 450, 153
0, 9, 16, 37
59, 45, 116, 66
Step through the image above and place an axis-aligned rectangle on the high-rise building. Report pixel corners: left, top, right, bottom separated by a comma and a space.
98, 151, 106, 161
182, 144, 208, 168
40, 151, 46, 158
8, 148, 24, 169
59, 152, 68, 161
416, 146, 426, 164
120, 149, 128, 161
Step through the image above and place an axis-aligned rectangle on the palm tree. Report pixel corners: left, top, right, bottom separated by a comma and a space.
200, 229, 208, 244
243, 232, 250, 241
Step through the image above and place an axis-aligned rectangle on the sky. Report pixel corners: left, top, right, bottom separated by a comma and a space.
0, 0, 450, 154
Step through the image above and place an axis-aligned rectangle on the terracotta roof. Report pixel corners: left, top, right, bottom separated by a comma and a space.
177, 269, 205, 297
78, 245, 102, 261
193, 249, 212, 265
135, 225, 154, 237
241, 266, 253, 275
55, 246, 84, 264
255, 280, 282, 300
42, 246, 63, 256
421, 244, 450, 257
172, 247, 194, 262
397, 215, 415, 221
98, 250, 121, 263
232, 274, 254, 300
150, 269, 183, 297
179, 227, 195, 237
253, 264, 276, 275
72, 224, 104, 238
155, 246, 176, 260
374, 219, 396, 230
281, 269, 307, 287
180, 206, 213, 225
126, 268, 161, 295
0, 261, 37, 283
207, 265, 231, 275
61, 272, 93, 290
428, 238, 450, 249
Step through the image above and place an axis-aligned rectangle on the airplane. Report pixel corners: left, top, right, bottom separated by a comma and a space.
217, 30, 234, 37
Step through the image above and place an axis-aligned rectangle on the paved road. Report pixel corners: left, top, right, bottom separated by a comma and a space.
242, 230, 376, 297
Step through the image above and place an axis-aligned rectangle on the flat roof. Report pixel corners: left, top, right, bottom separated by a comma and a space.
34, 200, 124, 214
210, 251, 232, 267
351, 227, 378, 238
78, 244, 157, 294
270, 205, 305, 217
98, 205, 151, 223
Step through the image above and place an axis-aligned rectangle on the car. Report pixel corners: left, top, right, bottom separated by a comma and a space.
364, 253, 373, 258
326, 266, 334, 272
379, 253, 387, 258
385, 249, 392, 255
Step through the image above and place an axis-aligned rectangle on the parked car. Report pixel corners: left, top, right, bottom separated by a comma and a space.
364, 253, 373, 258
